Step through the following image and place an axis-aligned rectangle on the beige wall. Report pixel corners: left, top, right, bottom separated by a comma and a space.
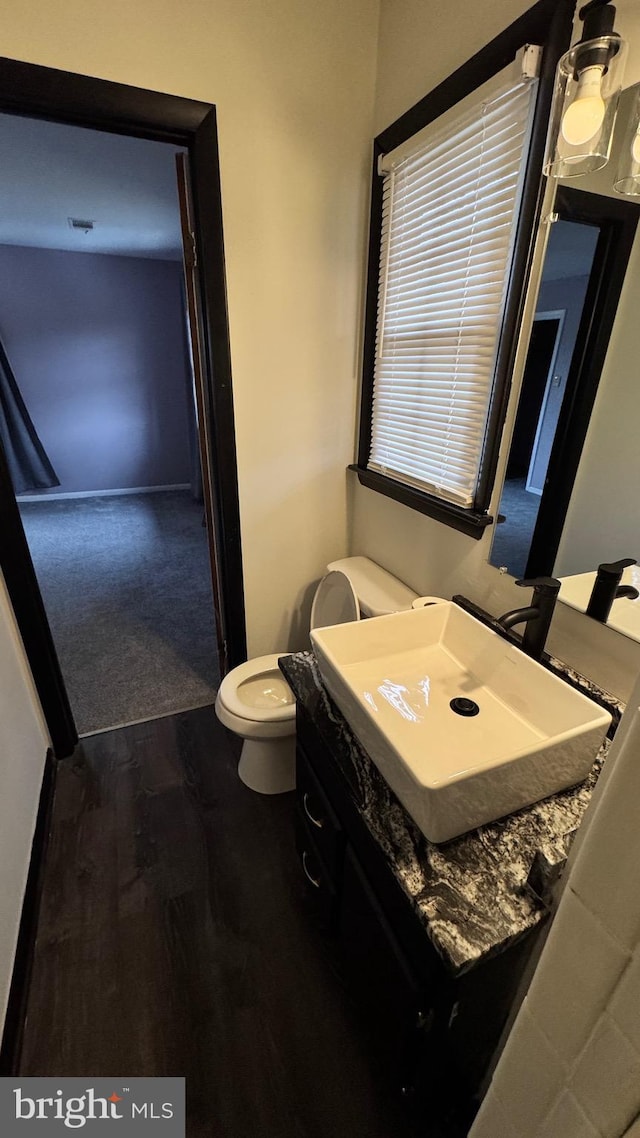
0, 573, 49, 1027
0, 0, 381, 1039
373, 0, 533, 133
350, 0, 640, 699
0, 0, 380, 659
618, 0, 640, 86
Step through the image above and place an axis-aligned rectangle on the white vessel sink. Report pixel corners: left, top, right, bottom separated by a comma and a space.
310, 603, 610, 843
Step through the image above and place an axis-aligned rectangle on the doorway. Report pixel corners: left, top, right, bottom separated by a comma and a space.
0, 113, 225, 735
514, 314, 564, 494
0, 57, 246, 756
491, 208, 605, 578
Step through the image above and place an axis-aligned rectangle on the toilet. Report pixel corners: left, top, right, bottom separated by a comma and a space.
215, 556, 417, 794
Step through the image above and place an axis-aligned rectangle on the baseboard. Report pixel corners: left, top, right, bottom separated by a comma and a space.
0, 749, 57, 1075
17, 484, 191, 503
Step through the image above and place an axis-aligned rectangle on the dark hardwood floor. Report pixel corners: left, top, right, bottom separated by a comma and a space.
18, 706, 427, 1137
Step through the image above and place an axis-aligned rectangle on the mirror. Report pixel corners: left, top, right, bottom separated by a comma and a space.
489, 85, 640, 642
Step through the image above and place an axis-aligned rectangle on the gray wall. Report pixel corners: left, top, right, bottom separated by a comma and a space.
0, 244, 192, 494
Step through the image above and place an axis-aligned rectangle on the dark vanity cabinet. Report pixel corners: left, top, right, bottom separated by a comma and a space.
293, 703, 540, 1124
295, 740, 344, 926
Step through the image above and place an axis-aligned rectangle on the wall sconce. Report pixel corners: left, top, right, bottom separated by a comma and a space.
614, 85, 640, 195
544, 1, 627, 179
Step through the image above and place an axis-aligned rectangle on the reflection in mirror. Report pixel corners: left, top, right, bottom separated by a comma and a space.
491, 218, 600, 576
559, 562, 640, 641
489, 87, 640, 615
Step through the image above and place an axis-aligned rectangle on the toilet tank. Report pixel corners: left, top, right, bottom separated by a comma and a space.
326, 556, 417, 617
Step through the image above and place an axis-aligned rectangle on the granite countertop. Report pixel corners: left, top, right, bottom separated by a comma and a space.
280, 649, 616, 976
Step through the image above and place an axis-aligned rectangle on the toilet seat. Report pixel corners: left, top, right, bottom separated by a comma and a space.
216, 572, 359, 747
310, 569, 360, 630
217, 653, 295, 725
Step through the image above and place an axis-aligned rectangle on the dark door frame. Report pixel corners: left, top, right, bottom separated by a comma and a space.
524, 184, 640, 579
0, 57, 247, 757
505, 315, 563, 482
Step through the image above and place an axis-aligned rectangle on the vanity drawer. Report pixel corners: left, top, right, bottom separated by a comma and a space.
294, 819, 338, 929
296, 746, 345, 884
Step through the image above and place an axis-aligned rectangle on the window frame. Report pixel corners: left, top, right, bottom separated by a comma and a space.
351, 0, 575, 539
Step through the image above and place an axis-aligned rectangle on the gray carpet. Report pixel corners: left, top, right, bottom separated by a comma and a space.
19, 491, 220, 736
491, 478, 542, 578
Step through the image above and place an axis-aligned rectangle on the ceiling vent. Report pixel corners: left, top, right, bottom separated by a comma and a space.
68, 217, 95, 233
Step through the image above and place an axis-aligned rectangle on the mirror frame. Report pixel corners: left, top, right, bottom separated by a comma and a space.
506, 184, 640, 578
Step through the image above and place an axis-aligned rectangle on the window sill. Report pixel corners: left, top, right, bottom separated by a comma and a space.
348, 465, 493, 540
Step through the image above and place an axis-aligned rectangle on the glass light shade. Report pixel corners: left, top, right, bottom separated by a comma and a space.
544, 35, 627, 179
614, 84, 640, 196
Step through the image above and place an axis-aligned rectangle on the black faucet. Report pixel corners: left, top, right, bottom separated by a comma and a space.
497, 577, 562, 662
586, 558, 639, 623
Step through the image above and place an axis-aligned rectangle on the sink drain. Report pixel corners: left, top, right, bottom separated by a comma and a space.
450, 697, 480, 717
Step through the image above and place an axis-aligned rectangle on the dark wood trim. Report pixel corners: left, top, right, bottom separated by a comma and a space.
355, 0, 576, 534
0, 58, 247, 744
0, 749, 56, 1076
176, 151, 229, 674
474, 0, 576, 512
525, 186, 640, 578
191, 110, 246, 669
0, 444, 77, 757
357, 140, 385, 467
0, 56, 210, 142
348, 466, 494, 539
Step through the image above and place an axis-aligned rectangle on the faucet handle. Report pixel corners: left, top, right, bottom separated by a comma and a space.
515, 576, 561, 594
597, 558, 636, 579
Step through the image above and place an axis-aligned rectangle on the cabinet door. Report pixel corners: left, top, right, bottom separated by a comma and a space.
339, 847, 432, 1089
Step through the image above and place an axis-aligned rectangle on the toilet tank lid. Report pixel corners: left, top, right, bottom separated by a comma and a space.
326, 556, 417, 617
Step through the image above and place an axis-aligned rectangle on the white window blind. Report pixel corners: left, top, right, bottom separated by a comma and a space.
369, 61, 539, 508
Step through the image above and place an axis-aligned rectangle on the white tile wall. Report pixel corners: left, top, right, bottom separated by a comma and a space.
569, 714, 640, 953
569, 1013, 640, 1135
610, 950, 640, 1052
538, 1090, 599, 1138
524, 888, 629, 1060
468, 1090, 520, 1138
480, 1005, 566, 1134
469, 700, 640, 1138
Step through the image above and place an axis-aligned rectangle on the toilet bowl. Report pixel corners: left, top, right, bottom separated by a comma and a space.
215, 654, 298, 794
215, 557, 417, 794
